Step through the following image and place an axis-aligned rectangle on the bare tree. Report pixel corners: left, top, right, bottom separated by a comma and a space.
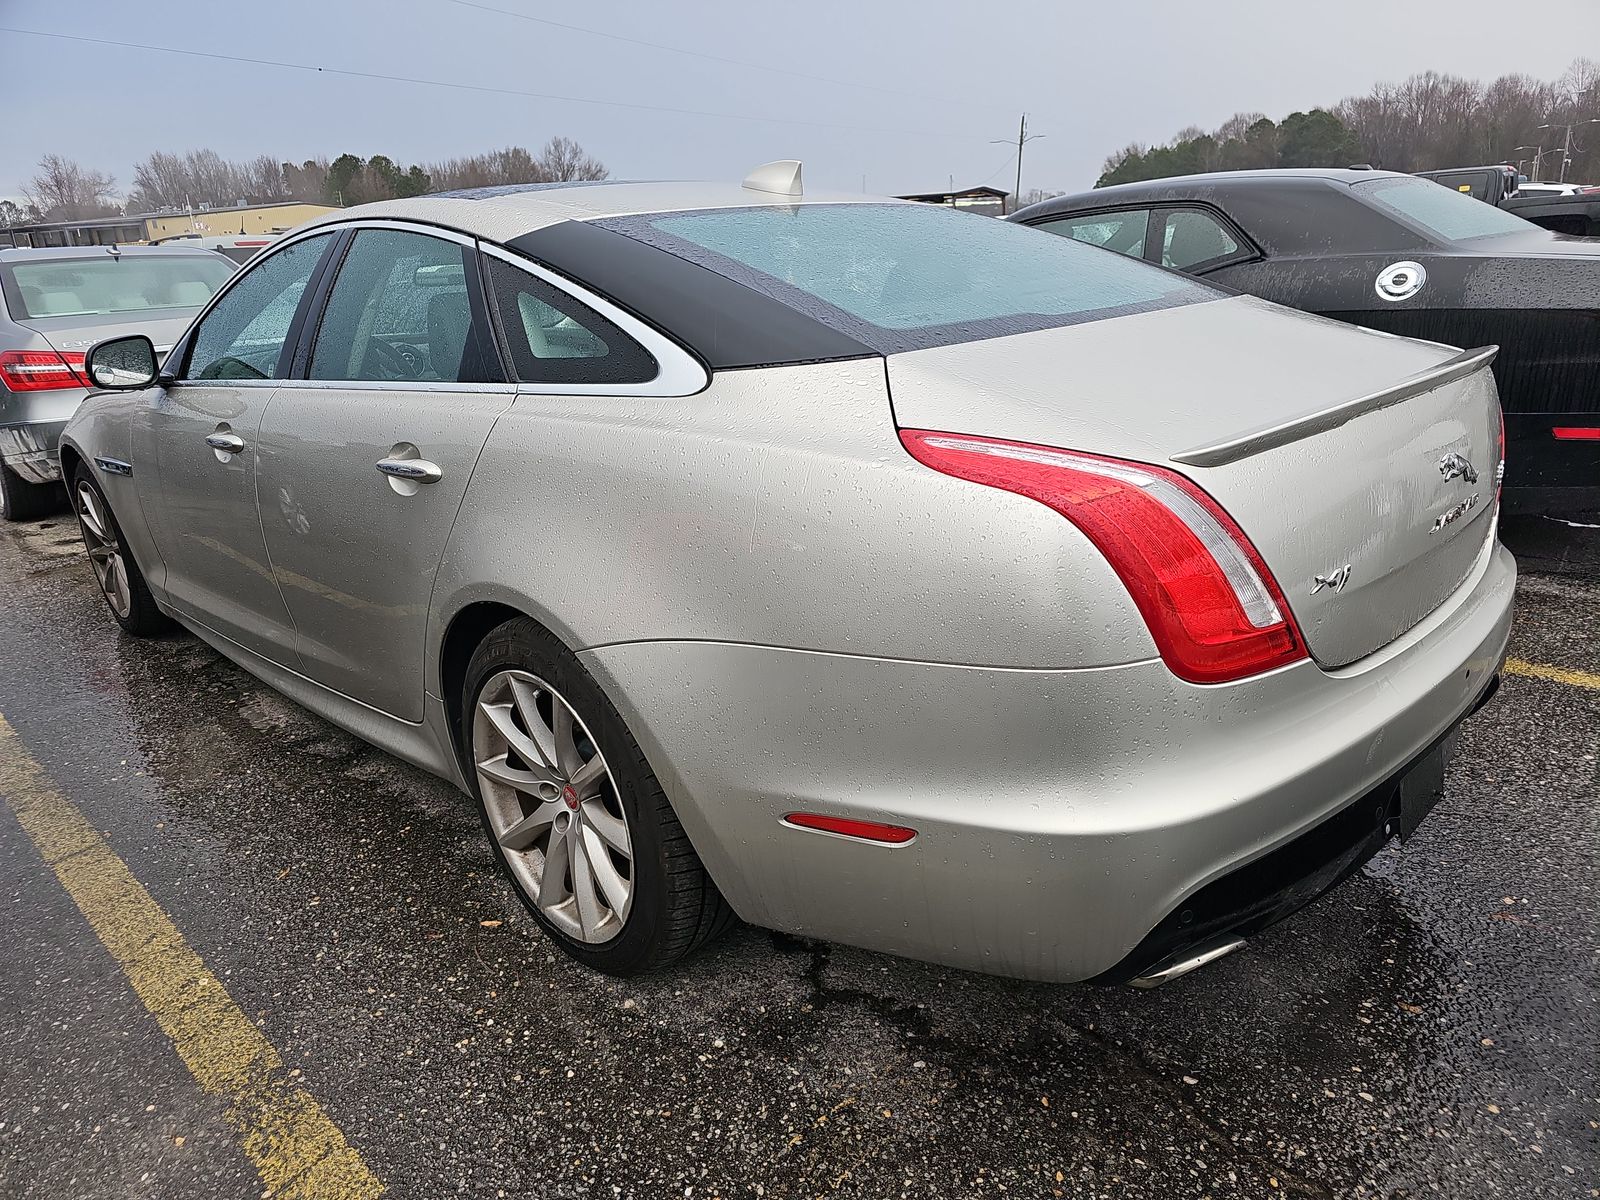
24, 155, 119, 221
537, 137, 608, 182
426, 145, 550, 191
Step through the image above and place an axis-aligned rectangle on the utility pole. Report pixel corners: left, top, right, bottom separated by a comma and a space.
991, 114, 1045, 214
1538, 118, 1600, 183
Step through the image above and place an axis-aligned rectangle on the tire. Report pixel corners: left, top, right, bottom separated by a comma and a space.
0, 462, 60, 521
71, 466, 173, 637
463, 617, 734, 975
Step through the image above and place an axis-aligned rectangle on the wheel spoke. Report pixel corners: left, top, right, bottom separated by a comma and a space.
551, 698, 581, 775
496, 802, 558, 852
508, 676, 560, 768
478, 704, 563, 785
583, 802, 631, 856
108, 555, 131, 614
537, 831, 570, 909
569, 753, 608, 798
477, 753, 560, 795
570, 832, 602, 938
78, 490, 107, 541
86, 543, 113, 562
580, 825, 630, 912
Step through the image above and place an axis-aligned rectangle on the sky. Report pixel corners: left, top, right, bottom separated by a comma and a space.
3, 0, 1598, 205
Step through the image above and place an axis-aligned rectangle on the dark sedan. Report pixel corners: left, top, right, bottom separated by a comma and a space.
1012, 169, 1600, 518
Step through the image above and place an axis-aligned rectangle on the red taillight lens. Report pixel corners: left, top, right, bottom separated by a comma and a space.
0, 349, 89, 392
1552, 426, 1600, 440
899, 429, 1307, 685
1498, 409, 1506, 503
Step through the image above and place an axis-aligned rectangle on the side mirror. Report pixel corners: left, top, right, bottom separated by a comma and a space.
85, 335, 160, 390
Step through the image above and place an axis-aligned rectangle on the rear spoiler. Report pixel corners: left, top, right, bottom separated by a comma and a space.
1171, 345, 1499, 468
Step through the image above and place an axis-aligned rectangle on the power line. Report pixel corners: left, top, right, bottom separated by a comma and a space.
0, 26, 986, 144
448, 0, 1016, 116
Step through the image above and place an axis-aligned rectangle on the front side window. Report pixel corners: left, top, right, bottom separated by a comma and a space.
1033, 209, 1150, 259
309, 229, 501, 384
184, 234, 333, 380
1160, 209, 1243, 271
4, 254, 234, 320
1356, 176, 1534, 242
600, 203, 1218, 354
484, 257, 656, 385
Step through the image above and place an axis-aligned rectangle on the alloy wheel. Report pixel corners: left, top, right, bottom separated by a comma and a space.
76, 482, 132, 619
472, 669, 634, 943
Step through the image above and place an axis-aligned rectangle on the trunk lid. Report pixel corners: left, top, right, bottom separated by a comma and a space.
887, 295, 1500, 669
15, 310, 197, 359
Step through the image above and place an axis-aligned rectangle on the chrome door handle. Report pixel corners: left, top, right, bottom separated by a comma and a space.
205, 432, 245, 454
375, 458, 442, 484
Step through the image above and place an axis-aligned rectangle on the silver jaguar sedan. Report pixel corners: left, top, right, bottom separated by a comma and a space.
61, 164, 1513, 986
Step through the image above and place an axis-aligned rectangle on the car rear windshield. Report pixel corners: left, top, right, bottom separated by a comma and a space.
598, 203, 1218, 353
1354, 176, 1535, 242
2, 254, 235, 320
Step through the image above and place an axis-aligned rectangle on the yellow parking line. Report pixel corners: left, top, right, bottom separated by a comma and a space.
1505, 657, 1600, 691
0, 715, 383, 1200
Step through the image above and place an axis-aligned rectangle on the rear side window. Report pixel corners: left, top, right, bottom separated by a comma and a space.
1159, 209, 1243, 271
309, 229, 501, 384
1032, 209, 1150, 259
484, 257, 657, 385
600, 203, 1217, 354
5, 254, 233, 320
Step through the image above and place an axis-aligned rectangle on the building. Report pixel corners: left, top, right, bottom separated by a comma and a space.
140, 201, 337, 243
896, 185, 1010, 217
4, 201, 339, 248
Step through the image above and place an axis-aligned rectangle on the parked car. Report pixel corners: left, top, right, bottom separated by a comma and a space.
1013, 169, 1600, 519
1512, 182, 1589, 197
63, 168, 1512, 985
0, 245, 235, 518
149, 232, 281, 264
1500, 192, 1600, 237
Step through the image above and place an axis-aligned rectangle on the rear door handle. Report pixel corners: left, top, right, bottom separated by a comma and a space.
205, 432, 245, 454
375, 458, 442, 484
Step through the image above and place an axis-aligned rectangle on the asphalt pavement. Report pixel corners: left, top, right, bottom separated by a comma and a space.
0, 511, 1594, 1199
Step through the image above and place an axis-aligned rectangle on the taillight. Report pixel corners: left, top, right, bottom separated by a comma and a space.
1552, 426, 1600, 440
899, 429, 1307, 685
0, 349, 89, 392
1498, 409, 1506, 503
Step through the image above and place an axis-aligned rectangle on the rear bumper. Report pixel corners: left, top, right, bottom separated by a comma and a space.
1091, 670, 1501, 985
0, 422, 66, 483
582, 540, 1516, 983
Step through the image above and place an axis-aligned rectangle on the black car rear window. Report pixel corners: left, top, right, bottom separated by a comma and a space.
596, 203, 1219, 354
1356, 176, 1535, 242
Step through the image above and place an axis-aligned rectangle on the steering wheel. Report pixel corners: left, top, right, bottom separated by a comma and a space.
365, 336, 423, 380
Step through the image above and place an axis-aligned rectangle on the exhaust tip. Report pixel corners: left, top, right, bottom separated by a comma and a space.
1128, 936, 1247, 989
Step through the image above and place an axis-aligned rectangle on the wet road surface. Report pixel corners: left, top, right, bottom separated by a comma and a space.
0, 514, 1595, 1199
